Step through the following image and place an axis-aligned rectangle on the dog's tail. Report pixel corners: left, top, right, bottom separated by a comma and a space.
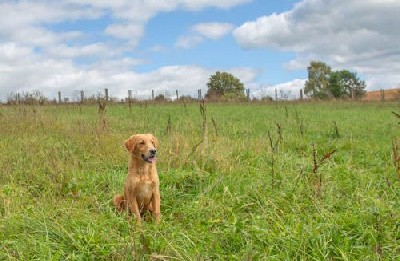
113, 194, 126, 212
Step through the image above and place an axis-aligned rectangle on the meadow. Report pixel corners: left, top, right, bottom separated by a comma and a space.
0, 101, 399, 260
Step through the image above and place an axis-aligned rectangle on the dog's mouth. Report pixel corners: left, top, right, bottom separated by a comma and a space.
141, 154, 157, 163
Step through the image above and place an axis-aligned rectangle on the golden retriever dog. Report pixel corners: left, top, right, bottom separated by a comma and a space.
113, 134, 160, 222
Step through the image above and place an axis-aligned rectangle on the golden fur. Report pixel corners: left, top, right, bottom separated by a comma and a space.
113, 134, 160, 222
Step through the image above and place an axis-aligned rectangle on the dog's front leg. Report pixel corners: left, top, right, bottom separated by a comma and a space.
152, 190, 161, 222
128, 199, 142, 222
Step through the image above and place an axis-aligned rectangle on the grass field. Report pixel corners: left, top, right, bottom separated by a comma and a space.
0, 101, 399, 260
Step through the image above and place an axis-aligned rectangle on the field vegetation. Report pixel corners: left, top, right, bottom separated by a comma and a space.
0, 101, 399, 259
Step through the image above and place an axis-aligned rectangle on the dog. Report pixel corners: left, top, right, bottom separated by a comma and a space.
113, 134, 160, 222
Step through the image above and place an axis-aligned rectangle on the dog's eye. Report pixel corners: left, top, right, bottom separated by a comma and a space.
139, 141, 145, 145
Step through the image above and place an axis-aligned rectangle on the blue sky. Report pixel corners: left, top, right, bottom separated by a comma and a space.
0, 0, 399, 101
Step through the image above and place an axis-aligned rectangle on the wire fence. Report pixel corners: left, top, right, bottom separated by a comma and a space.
2, 86, 398, 105
2, 87, 306, 104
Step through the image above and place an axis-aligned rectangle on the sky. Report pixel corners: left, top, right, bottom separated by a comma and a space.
0, 0, 399, 101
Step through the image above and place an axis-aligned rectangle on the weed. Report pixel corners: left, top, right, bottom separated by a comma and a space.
211, 117, 218, 138
392, 139, 400, 180
267, 130, 277, 190
373, 211, 383, 259
199, 99, 208, 154
276, 123, 283, 145
311, 143, 337, 198
391, 111, 400, 124
166, 114, 172, 134
294, 108, 305, 137
97, 98, 107, 131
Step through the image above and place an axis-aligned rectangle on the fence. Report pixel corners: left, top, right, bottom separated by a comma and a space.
3, 87, 397, 105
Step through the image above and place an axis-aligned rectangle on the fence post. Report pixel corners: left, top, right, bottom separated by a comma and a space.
176, 90, 179, 100
275, 89, 278, 101
128, 90, 132, 108
380, 89, 385, 102
104, 88, 109, 102
128, 89, 132, 101
16, 93, 20, 105
58, 91, 62, 103
152, 90, 155, 100
80, 90, 84, 103
246, 89, 250, 100
198, 89, 202, 100
300, 89, 303, 101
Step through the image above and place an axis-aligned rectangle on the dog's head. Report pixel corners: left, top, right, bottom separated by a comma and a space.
124, 134, 159, 163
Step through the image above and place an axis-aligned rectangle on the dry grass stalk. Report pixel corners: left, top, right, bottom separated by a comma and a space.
98, 99, 107, 131
199, 99, 208, 153
166, 114, 172, 134
373, 212, 383, 259
392, 139, 400, 180
267, 131, 274, 152
267, 130, 276, 190
211, 117, 218, 137
312, 143, 337, 197
391, 111, 400, 122
276, 123, 283, 145
294, 108, 304, 137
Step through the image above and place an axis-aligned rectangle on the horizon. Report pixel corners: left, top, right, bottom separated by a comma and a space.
1, 0, 399, 101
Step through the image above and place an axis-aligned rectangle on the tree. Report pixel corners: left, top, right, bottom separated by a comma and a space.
304, 61, 367, 100
328, 70, 353, 98
351, 79, 367, 99
206, 71, 245, 99
328, 70, 366, 99
304, 61, 332, 99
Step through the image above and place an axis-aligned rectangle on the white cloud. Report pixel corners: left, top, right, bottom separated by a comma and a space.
227, 67, 260, 84
175, 35, 204, 49
147, 45, 165, 52
105, 23, 145, 47
176, 22, 234, 48
181, 0, 251, 10
47, 43, 112, 58
0, 1, 102, 48
0, 43, 32, 64
192, 23, 234, 39
233, 0, 400, 89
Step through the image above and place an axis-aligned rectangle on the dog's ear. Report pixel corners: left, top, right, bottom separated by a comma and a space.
124, 135, 139, 152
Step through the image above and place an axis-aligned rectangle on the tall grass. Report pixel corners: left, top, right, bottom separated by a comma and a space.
1, 102, 399, 259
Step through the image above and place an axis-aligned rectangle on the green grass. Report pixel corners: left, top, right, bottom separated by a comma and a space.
1, 101, 399, 260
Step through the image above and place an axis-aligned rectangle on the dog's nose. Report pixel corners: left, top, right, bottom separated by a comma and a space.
150, 149, 157, 155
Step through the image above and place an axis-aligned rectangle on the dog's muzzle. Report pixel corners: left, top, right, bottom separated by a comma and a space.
142, 149, 157, 163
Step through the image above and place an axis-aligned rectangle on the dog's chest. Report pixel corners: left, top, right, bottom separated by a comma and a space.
137, 181, 153, 198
